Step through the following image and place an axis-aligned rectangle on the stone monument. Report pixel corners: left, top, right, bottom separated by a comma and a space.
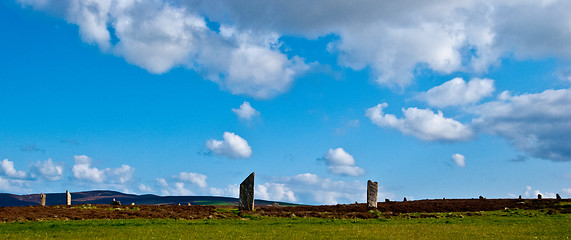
367, 180, 378, 208
40, 193, 46, 206
66, 190, 71, 205
239, 172, 255, 211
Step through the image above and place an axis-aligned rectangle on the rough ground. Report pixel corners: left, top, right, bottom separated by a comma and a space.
0, 198, 568, 222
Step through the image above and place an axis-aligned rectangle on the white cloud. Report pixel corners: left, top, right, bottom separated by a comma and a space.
324, 148, 355, 166
366, 103, 473, 141
0, 176, 31, 193
471, 88, 571, 161
29, 159, 64, 181
292, 173, 320, 185
156, 178, 168, 188
420, 78, 495, 107
138, 183, 153, 193
72, 155, 106, 183
19, 1, 571, 94
175, 172, 207, 188
272, 173, 367, 204
232, 101, 259, 121
524, 186, 556, 199
107, 165, 135, 184
190, 1, 571, 87
0, 159, 28, 179
206, 132, 252, 159
18, 0, 308, 99
451, 153, 466, 167
256, 183, 296, 202
155, 178, 194, 196
209, 184, 239, 197
72, 155, 134, 184
322, 148, 365, 177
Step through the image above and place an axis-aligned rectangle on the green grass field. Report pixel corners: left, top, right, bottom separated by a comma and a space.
1, 210, 569, 239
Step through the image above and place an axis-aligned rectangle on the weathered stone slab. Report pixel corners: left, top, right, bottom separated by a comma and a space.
239, 172, 255, 211
110, 198, 121, 206
66, 190, 71, 206
40, 193, 46, 206
367, 180, 378, 208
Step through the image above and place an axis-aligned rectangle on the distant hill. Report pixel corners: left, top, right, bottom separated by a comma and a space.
0, 190, 299, 207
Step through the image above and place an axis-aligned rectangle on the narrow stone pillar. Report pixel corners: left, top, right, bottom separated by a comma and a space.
537, 194, 542, 199
239, 172, 255, 211
66, 190, 71, 205
367, 180, 378, 208
40, 193, 46, 206
556, 193, 561, 200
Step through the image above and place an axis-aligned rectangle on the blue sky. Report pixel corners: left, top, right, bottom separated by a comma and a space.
1, 0, 570, 204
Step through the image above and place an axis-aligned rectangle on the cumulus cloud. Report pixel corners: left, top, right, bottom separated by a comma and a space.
209, 184, 239, 198
366, 103, 473, 141
155, 178, 194, 196
29, 159, 64, 181
420, 78, 495, 107
0, 176, 31, 193
72, 155, 134, 184
232, 101, 259, 121
0, 159, 28, 179
322, 148, 365, 176
175, 172, 208, 188
18, 0, 308, 99
471, 88, 571, 161
256, 183, 296, 202
273, 173, 366, 204
277, 173, 396, 205
189, 1, 571, 87
451, 153, 466, 167
206, 132, 252, 159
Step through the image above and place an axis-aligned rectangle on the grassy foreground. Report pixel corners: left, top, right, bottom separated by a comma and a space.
0, 210, 569, 239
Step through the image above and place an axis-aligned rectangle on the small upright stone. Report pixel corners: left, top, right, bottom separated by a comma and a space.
385, 199, 390, 202
187, 203, 191, 206
110, 198, 121, 206
479, 196, 485, 200
537, 194, 542, 199
239, 172, 255, 211
403, 197, 407, 202
556, 193, 561, 200
518, 195, 522, 200
66, 190, 71, 206
367, 180, 378, 208
40, 193, 46, 206
273, 202, 280, 207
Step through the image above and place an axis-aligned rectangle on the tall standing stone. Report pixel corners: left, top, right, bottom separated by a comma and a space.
239, 172, 255, 211
66, 190, 71, 206
40, 193, 46, 206
367, 180, 378, 208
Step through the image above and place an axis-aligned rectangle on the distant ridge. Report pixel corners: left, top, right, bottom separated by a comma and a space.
0, 190, 299, 207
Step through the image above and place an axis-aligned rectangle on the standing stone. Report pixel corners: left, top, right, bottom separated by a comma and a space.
66, 190, 71, 206
367, 180, 378, 208
40, 193, 46, 206
537, 194, 542, 199
403, 197, 407, 202
239, 172, 255, 211
556, 193, 561, 200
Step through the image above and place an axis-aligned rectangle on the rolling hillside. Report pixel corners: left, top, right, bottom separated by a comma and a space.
0, 190, 298, 207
